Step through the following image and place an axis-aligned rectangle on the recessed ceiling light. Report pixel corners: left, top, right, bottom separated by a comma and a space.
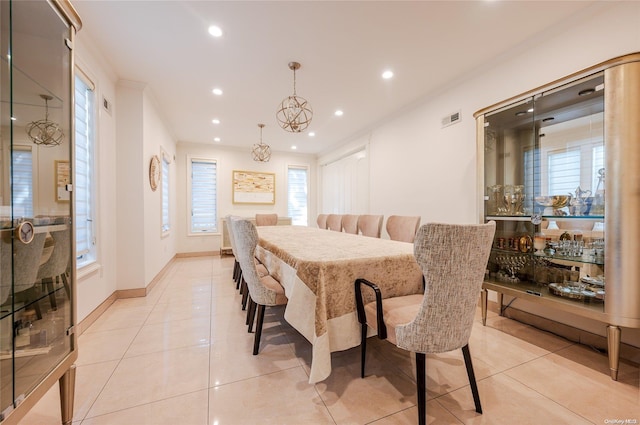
527, 108, 534, 113
212, 88, 223, 96
334, 110, 344, 117
382, 70, 394, 79
308, 132, 315, 137
291, 145, 297, 150
10, 116, 16, 121
213, 137, 221, 142
212, 119, 220, 124
579, 88, 595, 96
208, 25, 223, 37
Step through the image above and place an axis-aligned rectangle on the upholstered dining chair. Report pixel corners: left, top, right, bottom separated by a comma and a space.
354, 221, 496, 425
357, 214, 383, 238
326, 214, 343, 232
341, 214, 359, 234
230, 217, 288, 355
225, 215, 242, 289
36, 226, 71, 311
255, 213, 278, 226
386, 215, 421, 243
316, 214, 328, 229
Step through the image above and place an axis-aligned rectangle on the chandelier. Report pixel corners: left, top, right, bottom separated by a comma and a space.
252, 123, 272, 162
26, 94, 64, 146
276, 61, 312, 133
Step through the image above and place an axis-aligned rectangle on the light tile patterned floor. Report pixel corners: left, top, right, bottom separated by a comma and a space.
18, 256, 640, 424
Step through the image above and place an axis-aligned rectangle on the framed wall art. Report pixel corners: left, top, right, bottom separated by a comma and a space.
55, 160, 70, 202
232, 170, 275, 204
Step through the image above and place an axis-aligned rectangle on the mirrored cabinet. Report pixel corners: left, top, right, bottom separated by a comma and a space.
1, 1, 81, 424
475, 53, 640, 381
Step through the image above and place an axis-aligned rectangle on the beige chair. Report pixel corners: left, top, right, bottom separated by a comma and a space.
316, 214, 328, 229
357, 215, 383, 238
386, 215, 421, 242
36, 227, 71, 311
341, 214, 359, 234
255, 213, 278, 226
326, 214, 343, 232
230, 217, 288, 354
355, 222, 495, 425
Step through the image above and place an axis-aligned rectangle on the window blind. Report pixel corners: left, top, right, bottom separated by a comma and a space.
548, 148, 581, 195
191, 159, 217, 232
12, 146, 33, 218
162, 155, 170, 233
287, 166, 308, 226
75, 74, 95, 258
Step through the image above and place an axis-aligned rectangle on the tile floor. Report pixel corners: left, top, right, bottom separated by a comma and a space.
18, 255, 640, 424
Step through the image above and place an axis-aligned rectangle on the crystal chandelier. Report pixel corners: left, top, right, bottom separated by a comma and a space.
252, 123, 272, 162
26, 94, 64, 146
276, 61, 312, 133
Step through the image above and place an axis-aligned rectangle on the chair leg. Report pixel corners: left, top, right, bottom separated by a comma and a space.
43, 277, 58, 310
240, 279, 248, 310
61, 273, 70, 299
416, 352, 426, 425
236, 268, 243, 290
246, 298, 256, 330
360, 323, 367, 378
233, 260, 239, 283
253, 304, 266, 355
462, 344, 482, 414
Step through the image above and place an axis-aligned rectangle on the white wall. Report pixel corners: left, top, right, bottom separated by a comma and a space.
318, 1, 640, 346
175, 142, 317, 254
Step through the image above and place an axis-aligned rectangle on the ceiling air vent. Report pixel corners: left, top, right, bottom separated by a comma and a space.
442, 110, 461, 128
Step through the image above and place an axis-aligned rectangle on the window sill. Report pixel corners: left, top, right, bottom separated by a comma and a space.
77, 262, 101, 280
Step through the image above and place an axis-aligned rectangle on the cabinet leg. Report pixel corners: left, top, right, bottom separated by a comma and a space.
481, 289, 488, 326
497, 293, 504, 316
606, 325, 621, 381
59, 364, 76, 425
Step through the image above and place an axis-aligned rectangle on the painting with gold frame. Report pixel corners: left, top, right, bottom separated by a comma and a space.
55, 160, 70, 202
232, 170, 275, 204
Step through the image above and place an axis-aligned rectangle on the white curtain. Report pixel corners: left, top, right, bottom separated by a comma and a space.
321, 148, 369, 214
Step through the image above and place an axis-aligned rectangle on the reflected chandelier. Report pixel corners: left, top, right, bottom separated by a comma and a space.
276, 61, 313, 133
26, 94, 64, 147
252, 123, 272, 162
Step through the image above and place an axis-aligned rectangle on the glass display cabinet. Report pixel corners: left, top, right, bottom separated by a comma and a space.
475, 53, 640, 381
1, 1, 81, 424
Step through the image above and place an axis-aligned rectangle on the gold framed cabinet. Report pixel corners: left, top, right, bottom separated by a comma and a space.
1, 1, 81, 424
475, 53, 640, 381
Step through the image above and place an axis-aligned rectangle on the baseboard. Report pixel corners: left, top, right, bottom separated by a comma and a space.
176, 251, 219, 258
76, 292, 117, 335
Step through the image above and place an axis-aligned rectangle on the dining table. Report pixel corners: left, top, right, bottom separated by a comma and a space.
255, 225, 423, 383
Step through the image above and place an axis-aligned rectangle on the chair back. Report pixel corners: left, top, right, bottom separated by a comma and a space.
395, 222, 496, 354
316, 214, 328, 229
1, 230, 47, 302
326, 214, 343, 232
386, 215, 421, 242
342, 214, 359, 234
357, 215, 383, 238
37, 226, 71, 281
225, 215, 239, 258
255, 213, 278, 226
229, 218, 279, 305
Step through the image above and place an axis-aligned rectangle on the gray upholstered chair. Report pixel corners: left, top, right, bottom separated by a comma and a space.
326, 214, 343, 232
316, 214, 328, 229
355, 222, 496, 425
341, 214, 359, 234
386, 215, 421, 242
230, 217, 288, 354
255, 213, 278, 226
36, 226, 71, 311
357, 215, 383, 238
1, 230, 47, 318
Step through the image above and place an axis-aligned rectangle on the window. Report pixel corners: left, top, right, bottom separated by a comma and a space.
189, 157, 217, 233
12, 146, 33, 218
548, 148, 581, 195
161, 153, 170, 233
75, 71, 97, 266
287, 165, 308, 226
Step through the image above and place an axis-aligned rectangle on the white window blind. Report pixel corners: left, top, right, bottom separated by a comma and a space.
12, 146, 33, 218
287, 165, 308, 226
190, 158, 217, 233
161, 155, 170, 233
75, 73, 96, 262
592, 145, 604, 191
548, 148, 581, 195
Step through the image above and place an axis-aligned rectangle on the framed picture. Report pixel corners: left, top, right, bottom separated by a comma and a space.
232, 170, 275, 204
55, 160, 70, 202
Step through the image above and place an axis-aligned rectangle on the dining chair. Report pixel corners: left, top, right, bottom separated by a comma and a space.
1, 231, 47, 319
36, 226, 71, 311
316, 214, 328, 229
341, 214, 359, 234
326, 214, 343, 232
354, 221, 496, 425
230, 217, 288, 355
386, 215, 421, 242
357, 214, 383, 238
255, 213, 278, 226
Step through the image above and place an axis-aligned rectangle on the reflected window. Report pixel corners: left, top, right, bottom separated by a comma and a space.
12, 146, 33, 218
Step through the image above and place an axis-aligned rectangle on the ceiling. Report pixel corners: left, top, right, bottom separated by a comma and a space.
71, 0, 599, 156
